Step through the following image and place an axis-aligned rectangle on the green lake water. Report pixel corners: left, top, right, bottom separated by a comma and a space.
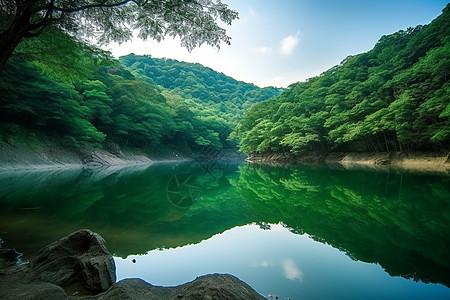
0, 161, 449, 299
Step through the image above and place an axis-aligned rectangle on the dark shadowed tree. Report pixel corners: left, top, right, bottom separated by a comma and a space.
0, 0, 238, 69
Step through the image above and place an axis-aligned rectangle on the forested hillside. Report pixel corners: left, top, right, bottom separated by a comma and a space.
0, 32, 279, 156
235, 5, 450, 155
1, 5, 448, 160
120, 54, 281, 128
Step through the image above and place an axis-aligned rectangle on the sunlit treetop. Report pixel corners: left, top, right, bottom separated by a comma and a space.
0, 0, 239, 68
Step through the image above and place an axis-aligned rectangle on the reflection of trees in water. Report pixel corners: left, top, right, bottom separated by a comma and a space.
0, 165, 184, 257
1, 162, 449, 287
166, 173, 202, 208
235, 164, 450, 287
0, 161, 250, 258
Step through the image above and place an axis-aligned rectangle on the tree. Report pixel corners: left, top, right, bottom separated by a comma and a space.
12, 27, 113, 82
0, 0, 239, 69
235, 4, 450, 155
78, 80, 113, 132
0, 59, 107, 146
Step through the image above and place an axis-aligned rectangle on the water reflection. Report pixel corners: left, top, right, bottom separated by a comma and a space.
0, 161, 249, 258
235, 163, 450, 287
0, 161, 449, 289
281, 258, 303, 282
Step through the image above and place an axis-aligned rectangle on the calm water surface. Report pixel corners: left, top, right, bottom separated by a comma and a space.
0, 161, 449, 299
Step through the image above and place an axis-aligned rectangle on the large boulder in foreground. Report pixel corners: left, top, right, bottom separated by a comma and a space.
0, 230, 264, 299
0, 229, 115, 299
28, 229, 116, 292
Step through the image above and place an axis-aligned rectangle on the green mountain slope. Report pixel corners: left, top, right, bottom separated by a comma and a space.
235, 4, 450, 155
0, 30, 281, 157
119, 54, 282, 128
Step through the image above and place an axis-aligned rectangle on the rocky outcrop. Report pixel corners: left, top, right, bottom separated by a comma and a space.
0, 141, 82, 171
28, 229, 116, 292
0, 230, 115, 299
76, 148, 152, 168
0, 248, 22, 268
0, 230, 264, 300
86, 275, 265, 300
0, 141, 153, 171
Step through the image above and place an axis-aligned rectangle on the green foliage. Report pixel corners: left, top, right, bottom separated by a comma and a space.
97, 69, 177, 149
120, 54, 281, 150
0, 1, 239, 69
0, 59, 106, 146
236, 6, 450, 154
233, 163, 450, 286
12, 26, 114, 83
120, 54, 282, 127
1, 23, 280, 154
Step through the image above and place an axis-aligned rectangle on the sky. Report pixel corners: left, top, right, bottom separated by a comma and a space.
105, 0, 448, 88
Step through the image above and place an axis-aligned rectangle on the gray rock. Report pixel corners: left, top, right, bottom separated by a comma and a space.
85, 278, 161, 299
173, 273, 265, 300
0, 248, 22, 268
0, 230, 264, 300
29, 229, 116, 292
82, 275, 265, 300
1, 281, 68, 300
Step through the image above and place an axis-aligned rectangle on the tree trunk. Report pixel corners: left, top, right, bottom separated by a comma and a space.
0, 32, 25, 69
0, 5, 33, 70
375, 133, 383, 152
382, 130, 390, 152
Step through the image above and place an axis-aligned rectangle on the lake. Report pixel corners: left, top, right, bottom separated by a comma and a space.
0, 160, 449, 299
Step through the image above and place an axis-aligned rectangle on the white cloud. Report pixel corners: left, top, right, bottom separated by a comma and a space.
282, 259, 303, 282
279, 32, 300, 56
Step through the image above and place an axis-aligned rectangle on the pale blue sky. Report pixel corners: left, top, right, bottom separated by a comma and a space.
107, 0, 448, 88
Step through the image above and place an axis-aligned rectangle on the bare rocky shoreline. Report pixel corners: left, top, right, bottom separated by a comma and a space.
0, 230, 264, 300
0, 140, 244, 172
247, 151, 450, 173
1, 139, 449, 174
0, 141, 165, 172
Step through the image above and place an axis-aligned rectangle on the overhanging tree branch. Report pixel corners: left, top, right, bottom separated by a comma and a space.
53, 0, 137, 14
0, 0, 238, 69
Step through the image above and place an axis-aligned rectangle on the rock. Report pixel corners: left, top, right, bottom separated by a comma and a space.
88, 278, 161, 299
173, 274, 265, 300
0, 248, 22, 268
0, 230, 264, 300
77, 147, 152, 168
87, 275, 265, 300
1, 281, 68, 300
29, 229, 116, 292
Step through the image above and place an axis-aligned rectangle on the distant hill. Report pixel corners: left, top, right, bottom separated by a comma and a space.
119, 54, 282, 128
235, 4, 450, 155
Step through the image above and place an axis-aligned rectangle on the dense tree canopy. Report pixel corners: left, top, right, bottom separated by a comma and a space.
0, 28, 278, 155
120, 54, 282, 127
0, 0, 238, 69
1, 4, 448, 158
235, 4, 450, 155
